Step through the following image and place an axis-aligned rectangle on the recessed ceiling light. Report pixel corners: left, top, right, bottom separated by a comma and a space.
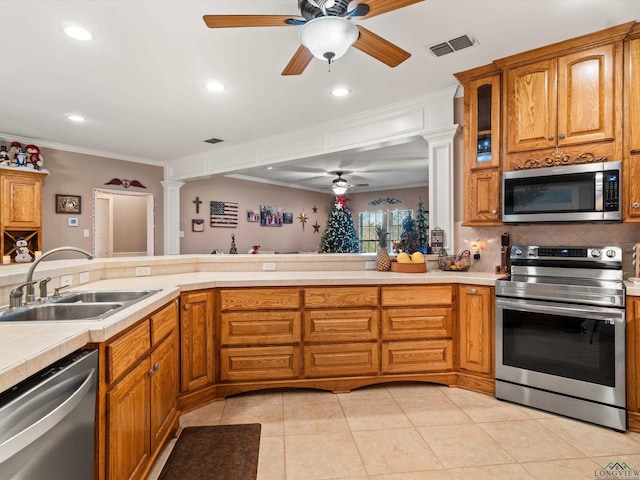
331, 87, 351, 97
63, 25, 93, 41
206, 81, 226, 92
66, 114, 86, 122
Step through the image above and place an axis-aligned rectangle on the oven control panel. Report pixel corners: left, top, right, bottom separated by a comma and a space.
511, 246, 622, 263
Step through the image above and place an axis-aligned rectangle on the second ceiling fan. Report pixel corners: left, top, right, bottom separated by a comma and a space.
203, 0, 423, 75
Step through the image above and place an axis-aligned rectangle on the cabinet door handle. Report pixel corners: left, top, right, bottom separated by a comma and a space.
559, 133, 566, 139
148, 369, 155, 376
154, 363, 160, 371
633, 202, 640, 209
548, 134, 554, 140
491, 209, 497, 215
183, 303, 190, 310
470, 288, 477, 294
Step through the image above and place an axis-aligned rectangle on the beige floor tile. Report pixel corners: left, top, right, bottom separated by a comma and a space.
385, 382, 447, 399
369, 472, 453, 479
479, 420, 584, 462
337, 384, 394, 400
179, 400, 225, 427
590, 452, 640, 470
257, 436, 285, 480
395, 394, 473, 427
445, 390, 532, 423
339, 397, 413, 431
284, 432, 367, 480
283, 388, 339, 405
446, 463, 535, 480
224, 390, 283, 407
418, 423, 515, 468
220, 402, 284, 436
284, 399, 350, 435
352, 427, 443, 475
538, 417, 640, 457
521, 458, 601, 480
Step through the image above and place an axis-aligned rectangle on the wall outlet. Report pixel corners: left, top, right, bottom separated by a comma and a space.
365, 261, 375, 270
179, 231, 185, 238
262, 263, 276, 271
79, 272, 90, 284
83, 229, 90, 238
136, 266, 151, 276
60, 275, 73, 287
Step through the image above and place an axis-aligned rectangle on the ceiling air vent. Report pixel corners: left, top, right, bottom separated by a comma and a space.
426, 33, 477, 57
204, 137, 223, 144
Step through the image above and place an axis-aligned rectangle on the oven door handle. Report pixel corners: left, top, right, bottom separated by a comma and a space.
496, 297, 623, 321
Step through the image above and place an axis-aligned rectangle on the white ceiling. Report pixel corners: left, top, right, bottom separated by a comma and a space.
2, 0, 639, 192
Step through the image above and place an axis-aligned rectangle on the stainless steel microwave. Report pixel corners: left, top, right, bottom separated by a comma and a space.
502, 161, 621, 223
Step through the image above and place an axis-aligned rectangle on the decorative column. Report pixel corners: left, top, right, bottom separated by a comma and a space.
422, 125, 460, 254
161, 180, 184, 255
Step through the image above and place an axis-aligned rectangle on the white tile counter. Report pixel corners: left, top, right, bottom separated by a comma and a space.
0, 254, 504, 392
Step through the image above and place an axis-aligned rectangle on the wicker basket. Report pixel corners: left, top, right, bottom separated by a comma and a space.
390, 262, 427, 273
438, 255, 470, 272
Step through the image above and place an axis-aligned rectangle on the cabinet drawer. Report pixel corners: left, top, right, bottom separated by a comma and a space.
220, 346, 300, 381
151, 300, 178, 346
107, 320, 151, 384
221, 311, 301, 345
304, 343, 379, 378
304, 309, 379, 343
304, 287, 378, 308
220, 288, 300, 311
381, 285, 453, 306
382, 340, 453, 374
382, 307, 452, 340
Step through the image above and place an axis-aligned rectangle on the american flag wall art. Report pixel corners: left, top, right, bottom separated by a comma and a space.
210, 201, 239, 227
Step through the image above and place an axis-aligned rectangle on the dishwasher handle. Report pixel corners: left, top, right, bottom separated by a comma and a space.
0, 367, 96, 464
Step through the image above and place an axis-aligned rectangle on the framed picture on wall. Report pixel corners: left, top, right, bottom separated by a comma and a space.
247, 209, 260, 222
260, 205, 283, 227
192, 219, 205, 232
283, 212, 293, 224
56, 194, 81, 214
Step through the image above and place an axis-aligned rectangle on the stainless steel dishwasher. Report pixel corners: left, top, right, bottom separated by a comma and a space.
0, 349, 98, 479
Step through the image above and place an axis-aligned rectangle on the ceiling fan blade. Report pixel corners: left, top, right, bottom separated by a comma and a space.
203, 15, 300, 28
282, 45, 314, 76
352, 0, 423, 19
353, 26, 411, 67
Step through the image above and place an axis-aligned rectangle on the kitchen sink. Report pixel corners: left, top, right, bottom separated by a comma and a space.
0, 289, 161, 322
51, 290, 159, 304
0, 303, 124, 322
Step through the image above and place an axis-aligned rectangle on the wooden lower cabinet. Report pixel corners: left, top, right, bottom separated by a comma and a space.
102, 300, 179, 480
180, 289, 215, 393
220, 346, 301, 381
382, 340, 453, 374
304, 343, 379, 377
627, 296, 640, 432
458, 285, 494, 375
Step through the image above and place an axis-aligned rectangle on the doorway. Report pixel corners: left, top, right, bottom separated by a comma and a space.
92, 188, 155, 257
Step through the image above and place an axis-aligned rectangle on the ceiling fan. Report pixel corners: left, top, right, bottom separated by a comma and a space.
203, 0, 423, 75
331, 171, 369, 194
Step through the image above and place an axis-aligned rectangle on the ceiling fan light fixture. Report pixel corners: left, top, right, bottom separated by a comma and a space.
332, 185, 348, 195
299, 16, 359, 63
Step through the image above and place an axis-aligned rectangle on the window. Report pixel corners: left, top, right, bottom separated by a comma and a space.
358, 210, 382, 253
358, 209, 413, 253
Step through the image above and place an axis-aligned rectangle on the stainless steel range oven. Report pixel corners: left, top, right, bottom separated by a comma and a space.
495, 246, 626, 431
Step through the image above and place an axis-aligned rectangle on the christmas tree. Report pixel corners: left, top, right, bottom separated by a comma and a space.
415, 198, 429, 252
320, 196, 359, 253
399, 216, 419, 254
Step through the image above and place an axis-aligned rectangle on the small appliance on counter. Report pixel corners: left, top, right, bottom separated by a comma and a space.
495, 232, 511, 275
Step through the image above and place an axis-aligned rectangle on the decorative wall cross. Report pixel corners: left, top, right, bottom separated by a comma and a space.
193, 196, 202, 213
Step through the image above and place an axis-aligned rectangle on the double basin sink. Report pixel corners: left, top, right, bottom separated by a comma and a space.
0, 290, 160, 322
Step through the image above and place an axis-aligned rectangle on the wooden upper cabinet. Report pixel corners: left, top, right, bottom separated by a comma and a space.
467, 74, 501, 169
630, 37, 640, 153
506, 44, 616, 153
1, 171, 43, 228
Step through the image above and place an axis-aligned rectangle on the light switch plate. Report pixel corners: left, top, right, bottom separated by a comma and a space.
60, 275, 73, 287
262, 263, 276, 271
79, 272, 90, 284
136, 266, 151, 276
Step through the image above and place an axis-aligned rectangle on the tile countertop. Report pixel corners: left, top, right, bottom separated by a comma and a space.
0, 269, 504, 393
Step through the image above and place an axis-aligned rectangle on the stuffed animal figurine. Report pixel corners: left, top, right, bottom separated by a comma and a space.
14, 147, 26, 167
0, 146, 10, 166
24, 144, 43, 170
8, 141, 21, 165
14, 238, 32, 263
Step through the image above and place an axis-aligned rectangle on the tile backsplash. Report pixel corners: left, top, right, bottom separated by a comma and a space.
456, 222, 640, 274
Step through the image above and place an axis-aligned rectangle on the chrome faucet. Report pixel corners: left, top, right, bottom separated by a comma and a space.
25, 247, 93, 303
9, 281, 36, 308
